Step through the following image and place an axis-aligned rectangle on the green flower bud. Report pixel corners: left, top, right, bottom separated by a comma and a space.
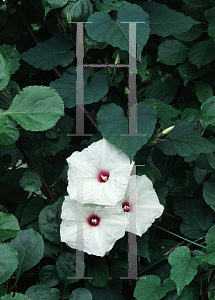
162, 126, 175, 136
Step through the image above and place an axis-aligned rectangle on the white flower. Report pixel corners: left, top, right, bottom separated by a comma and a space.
67, 138, 134, 206
60, 196, 128, 256
118, 175, 164, 236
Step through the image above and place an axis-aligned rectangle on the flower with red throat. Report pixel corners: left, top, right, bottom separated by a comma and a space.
66, 138, 134, 206
118, 175, 164, 236
60, 196, 128, 256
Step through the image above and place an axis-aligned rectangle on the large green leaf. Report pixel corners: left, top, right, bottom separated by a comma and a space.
157, 40, 189, 66
10, 228, 44, 279
0, 212, 20, 241
68, 288, 92, 300
134, 276, 175, 300
85, 2, 150, 62
39, 265, 61, 287
38, 203, 61, 245
60, 0, 93, 22
2, 44, 20, 75
56, 252, 81, 286
25, 284, 52, 300
139, 2, 199, 37
169, 246, 200, 296
20, 197, 45, 227
157, 121, 215, 157
172, 24, 203, 42
0, 46, 10, 91
84, 32, 108, 55
173, 198, 215, 239
0, 117, 19, 145
203, 178, 215, 211
20, 169, 42, 198
200, 96, 215, 125
41, 0, 69, 16
189, 39, 215, 68
196, 236, 215, 265
0, 243, 18, 284
178, 60, 209, 86
97, 102, 157, 161
194, 81, 213, 103
146, 79, 179, 104
87, 257, 109, 287
21, 33, 75, 70
6, 86, 64, 131
50, 67, 109, 108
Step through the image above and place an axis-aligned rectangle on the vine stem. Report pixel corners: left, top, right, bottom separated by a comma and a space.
16, 142, 55, 204
12, 0, 99, 133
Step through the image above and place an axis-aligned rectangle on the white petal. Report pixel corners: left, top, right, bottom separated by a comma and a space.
66, 138, 134, 205
60, 197, 128, 256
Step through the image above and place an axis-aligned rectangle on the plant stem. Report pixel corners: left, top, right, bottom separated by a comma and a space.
153, 224, 207, 249
16, 142, 55, 204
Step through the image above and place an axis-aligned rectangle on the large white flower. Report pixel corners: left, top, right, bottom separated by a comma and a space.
60, 196, 128, 256
118, 175, 164, 236
67, 138, 134, 206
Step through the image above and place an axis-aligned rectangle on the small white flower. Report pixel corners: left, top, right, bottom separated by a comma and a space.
60, 196, 128, 257
67, 138, 134, 206
118, 175, 164, 236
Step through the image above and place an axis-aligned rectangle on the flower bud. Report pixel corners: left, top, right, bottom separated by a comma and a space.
161, 126, 175, 136
67, 12, 72, 23
125, 87, 130, 95
114, 53, 120, 65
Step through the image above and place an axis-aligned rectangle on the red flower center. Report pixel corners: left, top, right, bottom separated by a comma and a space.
97, 170, 110, 183
122, 200, 129, 212
87, 214, 101, 227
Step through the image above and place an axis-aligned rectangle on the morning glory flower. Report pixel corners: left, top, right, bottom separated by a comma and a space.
118, 175, 164, 236
67, 138, 134, 206
60, 196, 128, 256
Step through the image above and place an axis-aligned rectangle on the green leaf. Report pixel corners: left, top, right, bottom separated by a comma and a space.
25, 284, 52, 300
173, 198, 215, 239
0, 46, 10, 91
137, 56, 147, 79
87, 257, 109, 287
206, 225, 215, 244
20, 197, 45, 227
183, 0, 212, 7
39, 265, 61, 287
139, 2, 199, 37
69, 288, 92, 300
203, 178, 215, 212
6, 86, 64, 131
0, 243, 18, 284
0, 110, 8, 134
172, 24, 203, 42
194, 81, 213, 103
94, 0, 127, 13
196, 236, 215, 264
158, 40, 189, 66
0, 212, 20, 241
169, 246, 200, 296
60, 0, 93, 22
2, 45, 20, 75
0, 117, 19, 145
21, 33, 75, 70
189, 39, 215, 68
0, 293, 33, 300
47, 134, 70, 155
97, 102, 157, 161
208, 19, 215, 40
134, 276, 175, 300
85, 2, 150, 62
200, 96, 215, 125
137, 232, 150, 261
0, 284, 7, 297
10, 228, 44, 279
50, 68, 109, 108
157, 121, 215, 157
147, 79, 179, 104
0, 80, 20, 110
178, 59, 209, 86
20, 169, 42, 198
157, 102, 181, 120
56, 252, 81, 285
41, 0, 69, 16
84, 32, 108, 55
38, 203, 61, 245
